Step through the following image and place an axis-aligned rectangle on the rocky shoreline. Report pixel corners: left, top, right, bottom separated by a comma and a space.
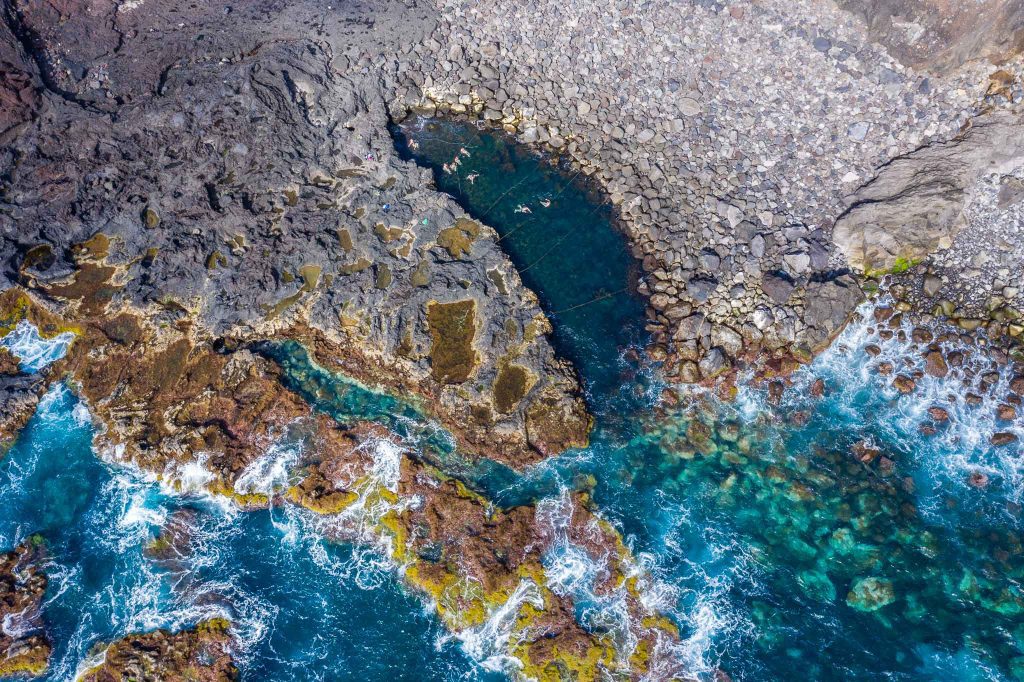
1, 0, 1023, 678
389, 0, 1024, 381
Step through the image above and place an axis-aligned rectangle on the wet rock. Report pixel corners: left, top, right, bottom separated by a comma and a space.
991, 432, 1019, 446
924, 350, 949, 378
78, 620, 237, 681
852, 440, 881, 464
893, 375, 917, 393
928, 406, 950, 422
997, 404, 1017, 421
0, 539, 51, 679
911, 327, 934, 344
865, 344, 882, 357
810, 378, 825, 397
968, 471, 990, 488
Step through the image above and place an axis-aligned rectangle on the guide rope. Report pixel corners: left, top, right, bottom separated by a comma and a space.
551, 287, 630, 315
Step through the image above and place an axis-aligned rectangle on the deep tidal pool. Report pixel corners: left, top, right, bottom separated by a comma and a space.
2, 118, 1023, 682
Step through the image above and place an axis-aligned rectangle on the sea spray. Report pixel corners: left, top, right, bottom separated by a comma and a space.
0, 320, 74, 373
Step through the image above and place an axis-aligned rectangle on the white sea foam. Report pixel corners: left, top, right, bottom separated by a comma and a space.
778, 300, 1024, 510
454, 578, 544, 673
162, 453, 216, 494
0, 319, 74, 373
234, 440, 301, 497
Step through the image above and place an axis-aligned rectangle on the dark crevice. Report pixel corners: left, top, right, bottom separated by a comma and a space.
1, 0, 114, 116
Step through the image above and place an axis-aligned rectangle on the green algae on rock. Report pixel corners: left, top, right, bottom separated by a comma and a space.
847, 577, 897, 612
493, 362, 536, 413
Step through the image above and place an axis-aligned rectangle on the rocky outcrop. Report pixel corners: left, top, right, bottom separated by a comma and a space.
833, 111, 1024, 274
78, 620, 237, 682
836, 0, 1024, 73
0, 539, 51, 679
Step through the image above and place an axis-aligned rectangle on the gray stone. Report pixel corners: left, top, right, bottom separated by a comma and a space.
761, 271, 797, 304
847, 121, 870, 142
686, 276, 718, 303
699, 347, 730, 379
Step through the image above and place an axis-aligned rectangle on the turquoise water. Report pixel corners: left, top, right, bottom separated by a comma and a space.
2, 119, 1023, 681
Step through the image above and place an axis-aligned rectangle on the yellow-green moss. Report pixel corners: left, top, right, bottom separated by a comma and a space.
865, 256, 920, 278
426, 299, 479, 384
374, 223, 408, 244
340, 258, 373, 275
143, 207, 161, 228
437, 218, 481, 259
206, 251, 227, 270
298, 264, 322, 291
0, 650, 50, 678
337, 228, 354, 252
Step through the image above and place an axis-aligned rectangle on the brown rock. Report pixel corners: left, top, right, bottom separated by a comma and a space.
924, 350, 949, 378
0, 347, 19, 376
0, 540, 51, 679
852, 440, 881, 463
928, 406, 950, 422
893, 375, 916, 393
911, 327, 934, 344
865, 344, 881, 357
1011, 375, 1024, 395
968, 471, 990, 488
997, 404, 1017, 421
991, 432, 1019, 446
78, 620, 237, 682
877, 361, 895, 375
809, 378, 825, 397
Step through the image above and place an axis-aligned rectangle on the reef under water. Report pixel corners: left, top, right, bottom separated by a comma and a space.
2, 118, 1023, 681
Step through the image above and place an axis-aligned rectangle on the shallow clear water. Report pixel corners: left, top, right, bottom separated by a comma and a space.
2, 119, 1023, 682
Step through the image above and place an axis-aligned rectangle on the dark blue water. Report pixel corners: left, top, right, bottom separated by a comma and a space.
392, 117, 648, 405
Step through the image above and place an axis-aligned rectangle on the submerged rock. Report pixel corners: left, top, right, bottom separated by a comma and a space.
846, 577, 897, 612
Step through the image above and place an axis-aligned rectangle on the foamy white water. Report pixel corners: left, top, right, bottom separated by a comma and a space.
0, 320, 74, 373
